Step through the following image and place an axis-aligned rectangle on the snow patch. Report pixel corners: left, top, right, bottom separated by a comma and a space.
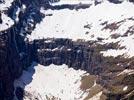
0, 13, 14, 31
117, 69, 134, 76
0, 0, 14, 11
101, 49, 126, 57
88, 91, 102, 100
51, 0, 94, 6
123, 86, 128, 91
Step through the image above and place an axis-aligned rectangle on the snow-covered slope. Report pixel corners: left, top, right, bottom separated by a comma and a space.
14, 63, 102, 100
1, 0, 134, 100
27, 1, 134, 57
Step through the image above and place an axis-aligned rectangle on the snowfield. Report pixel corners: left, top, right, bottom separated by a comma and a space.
27, 1, 134, 57
14, 63, 101, 100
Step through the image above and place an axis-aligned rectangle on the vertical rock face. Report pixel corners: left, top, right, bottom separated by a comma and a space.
0, 31, 23, 100
0, 13, 2, 23
34, 39, 94, 72
0, 0, 47, 99
0, 0, 56, 99
32, 38, 129, 75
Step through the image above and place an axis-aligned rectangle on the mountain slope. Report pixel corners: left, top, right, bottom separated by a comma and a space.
0, 0, 134, 100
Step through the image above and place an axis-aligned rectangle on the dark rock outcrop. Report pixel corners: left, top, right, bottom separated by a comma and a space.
0, 12, 2, 24
33, 38, 123, 74
0, 31, 23, 100
0, 0, 49, 99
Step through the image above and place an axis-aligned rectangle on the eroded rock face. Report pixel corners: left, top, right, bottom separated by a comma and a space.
0, 31, 23, 100
34, 39, 97, 73
0, 0, 48, 99
32, 38, 134, 99
0, 13, 2, 23
33, 38, 122, 74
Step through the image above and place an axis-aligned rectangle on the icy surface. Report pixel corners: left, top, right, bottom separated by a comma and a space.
14, 63, 90, 100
